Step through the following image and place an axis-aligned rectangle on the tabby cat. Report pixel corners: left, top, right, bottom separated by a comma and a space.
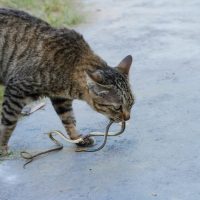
0, 8, 134, 156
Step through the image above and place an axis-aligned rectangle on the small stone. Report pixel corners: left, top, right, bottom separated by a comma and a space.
152, 193, 157, 197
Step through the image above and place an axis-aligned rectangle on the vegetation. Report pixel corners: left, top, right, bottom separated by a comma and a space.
0, 0, 84, 106
0, 0, 84, 27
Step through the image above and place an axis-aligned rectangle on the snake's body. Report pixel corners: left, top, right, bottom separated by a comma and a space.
21, 121, 126, 168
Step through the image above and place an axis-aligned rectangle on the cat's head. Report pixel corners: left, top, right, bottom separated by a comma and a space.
86, 55, 134, 122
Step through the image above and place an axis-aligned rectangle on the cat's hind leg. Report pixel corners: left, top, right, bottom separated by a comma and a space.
50, 97, 94, 147
0, 84, 33, 156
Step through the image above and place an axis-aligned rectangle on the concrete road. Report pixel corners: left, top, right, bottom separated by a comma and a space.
1, 0, 200, 199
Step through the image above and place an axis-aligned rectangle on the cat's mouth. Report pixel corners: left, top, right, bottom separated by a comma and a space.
109, 116, 124, 123
110, 112, 130, 123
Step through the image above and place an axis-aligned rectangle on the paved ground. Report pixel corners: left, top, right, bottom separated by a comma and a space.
1, 0, 200, 199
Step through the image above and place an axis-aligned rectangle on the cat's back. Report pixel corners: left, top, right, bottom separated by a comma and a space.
0, 9, 53, 82
0, 8, 89, 84
0, 8, 50, 27
0, 8, 52, 46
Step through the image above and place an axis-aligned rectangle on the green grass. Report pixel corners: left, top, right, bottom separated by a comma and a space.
0, 0, 84, 27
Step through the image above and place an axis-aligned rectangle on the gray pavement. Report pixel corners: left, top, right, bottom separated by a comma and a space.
1, 0, 200, 199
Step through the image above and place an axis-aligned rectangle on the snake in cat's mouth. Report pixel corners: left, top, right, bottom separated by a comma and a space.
20, 120, 126, 168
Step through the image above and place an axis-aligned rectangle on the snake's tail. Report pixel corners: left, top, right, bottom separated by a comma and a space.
21, 133, 63, 168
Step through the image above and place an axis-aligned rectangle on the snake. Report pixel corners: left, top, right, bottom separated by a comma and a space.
21, 120, 126, 168
76, 120, 126, 152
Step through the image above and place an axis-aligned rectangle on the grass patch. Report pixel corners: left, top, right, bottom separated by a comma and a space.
0, 0, 84, 27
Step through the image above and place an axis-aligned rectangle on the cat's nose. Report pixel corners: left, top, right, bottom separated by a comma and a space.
122, 112, 130, 121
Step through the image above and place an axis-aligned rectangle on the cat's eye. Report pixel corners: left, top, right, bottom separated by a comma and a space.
98, 91, 108, 97
94, 102, 122, 112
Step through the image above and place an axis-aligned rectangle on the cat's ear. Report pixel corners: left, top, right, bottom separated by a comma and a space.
85, 69, 104, 84
116, 55, 132, 76
85, 70, 111, 96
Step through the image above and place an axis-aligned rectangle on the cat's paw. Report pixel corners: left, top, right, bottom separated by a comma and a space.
76, 135, 95, 147
0, 145, 9, 157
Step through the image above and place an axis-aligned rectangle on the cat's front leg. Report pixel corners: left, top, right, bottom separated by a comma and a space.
0, 125, 13, 156
50, 97, 94, 147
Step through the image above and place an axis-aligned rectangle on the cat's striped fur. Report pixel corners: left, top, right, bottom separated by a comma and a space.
0, 9, 134, 156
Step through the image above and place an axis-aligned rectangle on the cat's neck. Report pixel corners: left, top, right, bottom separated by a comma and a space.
43, 28, 108, 101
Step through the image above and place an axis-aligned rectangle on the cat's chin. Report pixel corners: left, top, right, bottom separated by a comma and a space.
109, 118, 122, 123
